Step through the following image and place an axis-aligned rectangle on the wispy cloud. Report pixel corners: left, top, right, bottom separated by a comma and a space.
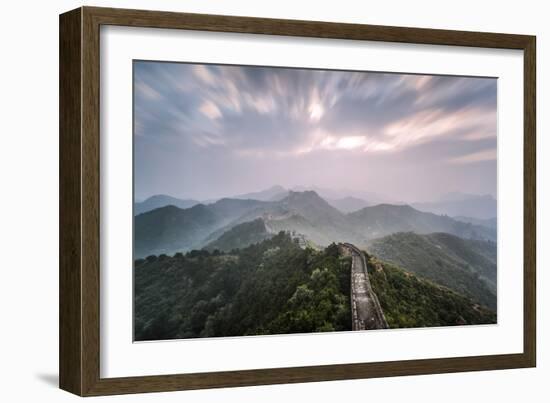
133, 62, 497, 201
449, 149, 497, 164
199, 100, 222, 120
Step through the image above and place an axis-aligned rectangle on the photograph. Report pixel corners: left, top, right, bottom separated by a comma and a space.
132, 61, 498, 341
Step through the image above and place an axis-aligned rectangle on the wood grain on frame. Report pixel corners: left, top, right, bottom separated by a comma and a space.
59, 6, 536, 396
59, 7, 82, 395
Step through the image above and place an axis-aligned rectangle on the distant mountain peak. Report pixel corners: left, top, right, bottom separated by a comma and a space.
144, 194, 171, 202
373, 203, 413, 209
231, 185, 288, 201
266, 185, 286, 192
134, 195, 199, 216
326, 196, 371, 214
287, 189, 304, 195
283, 190, 327, 204
286, 189, 320, 197
353, 203, 415, 215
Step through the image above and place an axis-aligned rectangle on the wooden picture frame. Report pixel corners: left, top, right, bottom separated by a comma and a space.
59, 6, 536, 396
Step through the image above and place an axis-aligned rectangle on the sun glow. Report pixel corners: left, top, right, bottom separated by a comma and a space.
309, 102, 324, 122
336, 136, 367, 150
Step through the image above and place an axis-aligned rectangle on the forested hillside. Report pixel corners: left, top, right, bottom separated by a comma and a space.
367, 232, 497, 309
366, 255, 496, 328
135, 232, 496, 340
135, 232, 351, 340
205, 218, 272, 252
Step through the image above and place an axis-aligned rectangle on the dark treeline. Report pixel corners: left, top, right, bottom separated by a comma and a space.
367, 256, 497, 328
135, 232, 496, 341
134, 232, 352, 341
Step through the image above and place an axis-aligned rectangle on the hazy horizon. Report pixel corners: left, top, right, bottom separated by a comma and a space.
134, 61, 497, 203
135, 184, 496, 205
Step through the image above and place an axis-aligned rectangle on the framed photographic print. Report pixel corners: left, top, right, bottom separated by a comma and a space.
59, 6, 536, 396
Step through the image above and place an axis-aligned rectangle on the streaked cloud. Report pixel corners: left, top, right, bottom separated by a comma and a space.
133, 61, 497, 201
449, 149, 497, 164
135, 81, 162, 101
199, 100, 222, 120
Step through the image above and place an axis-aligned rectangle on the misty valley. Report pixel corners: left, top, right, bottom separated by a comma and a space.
134, 187, 497, 341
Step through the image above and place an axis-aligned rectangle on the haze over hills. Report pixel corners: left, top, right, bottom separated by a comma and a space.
454, 216, 497, 230
205, 218, 272, 252
225, 185, 385, 208
134, 198, 268, 257
135, 186, 286, 215
290, 186, 389, 205
134, 189, 496, 258
136, 187, 496, 217
266, 191, 354, 245
326, 196, 372, 213
134, 194, 199, 215
411, 193, 497, 220
348, 204, 495, 243
230, 185, 288, 202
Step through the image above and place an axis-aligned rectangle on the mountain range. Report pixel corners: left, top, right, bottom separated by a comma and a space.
134, 186, 499, 338
134, 189, 496, 258
229, 185, 288, 202
134, 194, 199, 216
325, 196, 372, 213
135, 187, 495, 219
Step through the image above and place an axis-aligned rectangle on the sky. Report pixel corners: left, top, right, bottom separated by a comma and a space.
134, 61, 497, 203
